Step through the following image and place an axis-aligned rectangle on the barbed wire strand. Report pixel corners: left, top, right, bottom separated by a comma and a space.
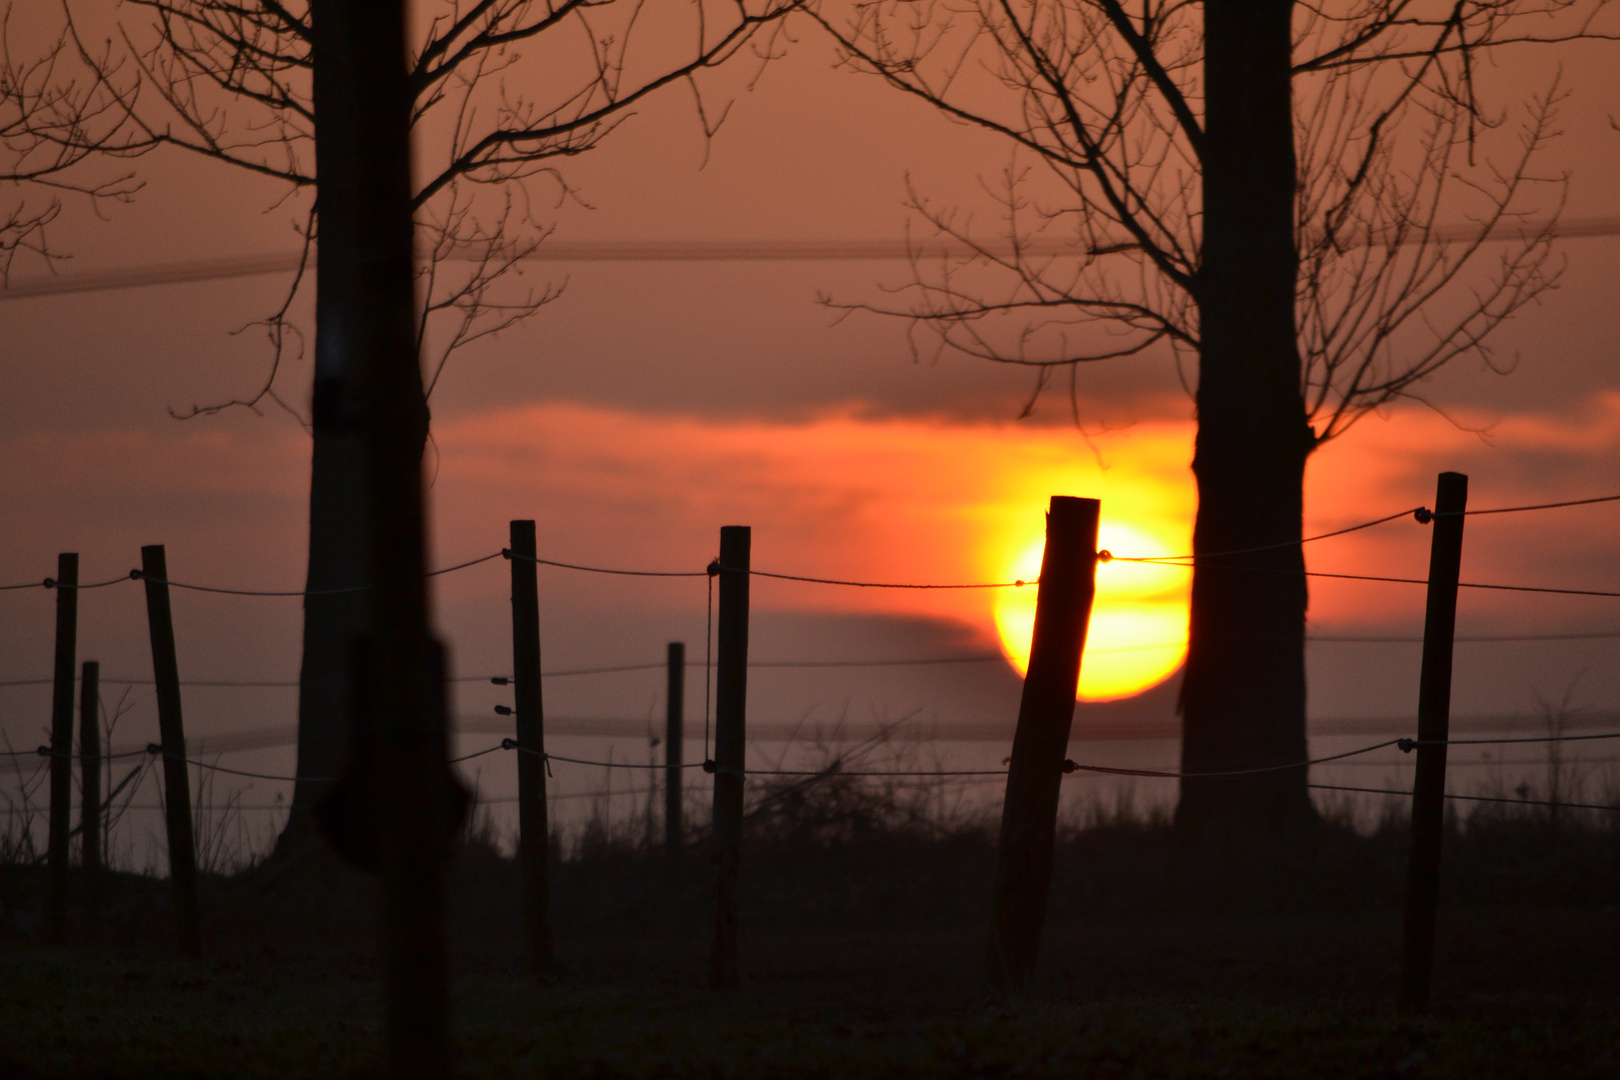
1292, 780, 1618, 812
1208, 565, 1620, 599
1114, 507, 1423, 565
427, 552, 506, 577
27, 745, 151, 761
726, 565, 1032, 589
152, 750, 331, 783
1458, 492, 1620, 517
1064, 739, 1407, 779
1116, 493, 1620, 565
0, 574, 135, 592
14, 774, 1613, 815
8, 628, 1620, 691
503, 549, 708, 578
126, 551, 503, 598
1405, 731, 1620, 748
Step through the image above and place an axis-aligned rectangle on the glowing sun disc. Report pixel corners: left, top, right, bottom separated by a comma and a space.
993, 520, 1190, 701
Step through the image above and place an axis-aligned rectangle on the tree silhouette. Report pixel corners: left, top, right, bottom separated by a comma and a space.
2, 0, 791, 851
800, 0, 1614, 832
0, 13, 142, 280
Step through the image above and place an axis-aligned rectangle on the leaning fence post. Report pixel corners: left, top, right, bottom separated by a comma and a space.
46, 552, 78, 945
665, 641, 685, 857
507, 520, 554, 975
986, 496, 1100, 991
140, 544, 201, 957
709, 526, 750, 989
1398, 471, 1468, 1014
79, 660, 102, 938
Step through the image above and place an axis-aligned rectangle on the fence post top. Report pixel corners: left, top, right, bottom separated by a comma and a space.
1047, 495, 1101, 517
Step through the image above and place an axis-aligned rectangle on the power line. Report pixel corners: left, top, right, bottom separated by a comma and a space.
7, 217, 1620, 300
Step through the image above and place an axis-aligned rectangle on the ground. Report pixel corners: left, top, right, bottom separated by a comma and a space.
1, 809, 1616, 1076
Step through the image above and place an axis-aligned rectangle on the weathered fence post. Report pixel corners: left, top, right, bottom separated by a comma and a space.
986, 496, 1100, 991
710, 526, 750, 989
140, 544, 201, 957
666, 641, 685, 856
79, 660, 102, 939
508, 519, 554, 975
1398, 471, 1468, 1014
46, 552, 78, 945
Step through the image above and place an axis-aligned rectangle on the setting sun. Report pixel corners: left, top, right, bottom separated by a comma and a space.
993, 519, 1191, 701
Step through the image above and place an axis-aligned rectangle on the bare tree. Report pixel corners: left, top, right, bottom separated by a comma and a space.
2, 0, 791, 852
0, 11, 142, 280
799, 0, 1614, 831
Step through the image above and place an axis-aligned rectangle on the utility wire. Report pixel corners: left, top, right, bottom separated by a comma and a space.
7, 218, 1620, 300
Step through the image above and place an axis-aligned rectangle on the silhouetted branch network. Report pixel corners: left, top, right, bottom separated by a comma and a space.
797, 0, 1616, 435
0, 0, 794, 416
0, 9, 148, 282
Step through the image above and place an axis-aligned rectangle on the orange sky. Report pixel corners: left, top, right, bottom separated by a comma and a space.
2, 10, 1619, 788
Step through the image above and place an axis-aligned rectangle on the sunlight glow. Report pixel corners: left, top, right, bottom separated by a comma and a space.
993, 519, 1190, 701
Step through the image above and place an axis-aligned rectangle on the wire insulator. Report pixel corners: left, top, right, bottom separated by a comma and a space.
702, 759, 717, 773
1414, 508, 1433, 525
493, 704, 513, 716
490, 676, 510, 686
500, 738, 517, 750
1397, 738, 1416, 753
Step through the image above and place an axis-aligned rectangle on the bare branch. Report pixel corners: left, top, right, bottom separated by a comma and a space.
1, 0, 792, 414
802, 0, 1603, 436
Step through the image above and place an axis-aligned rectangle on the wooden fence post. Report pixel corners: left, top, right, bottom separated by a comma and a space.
710, 526, 750, 989
1398, 471, 1468, 1014
46, 552, 78, 945
508, 520, 554, 975
140, 544, 201, 957
666, 641, 685, 856
986, 496, 1100, 991
79, 660, 102, 940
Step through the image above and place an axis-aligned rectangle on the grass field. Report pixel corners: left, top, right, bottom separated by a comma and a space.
0, 751, 1613, 1080
2, 767, 1617, 1077
4, 940, 1620, 1079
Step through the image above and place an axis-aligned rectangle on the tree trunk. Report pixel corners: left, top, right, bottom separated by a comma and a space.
310, 0, 455, 1071
277, 369, 369, 853
1177, 0, 1316, 833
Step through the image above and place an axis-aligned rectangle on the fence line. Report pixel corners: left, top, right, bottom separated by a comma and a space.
1, 552, 508, 598
7, 626, 1618, 691
8, 743, 1617, 816
4, 487, 1620, 599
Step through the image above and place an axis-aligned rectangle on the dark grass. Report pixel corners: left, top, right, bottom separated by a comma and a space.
1, 771, 1617, 1077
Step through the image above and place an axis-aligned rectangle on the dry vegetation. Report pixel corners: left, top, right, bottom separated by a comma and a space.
1, 739, 1617, 1076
